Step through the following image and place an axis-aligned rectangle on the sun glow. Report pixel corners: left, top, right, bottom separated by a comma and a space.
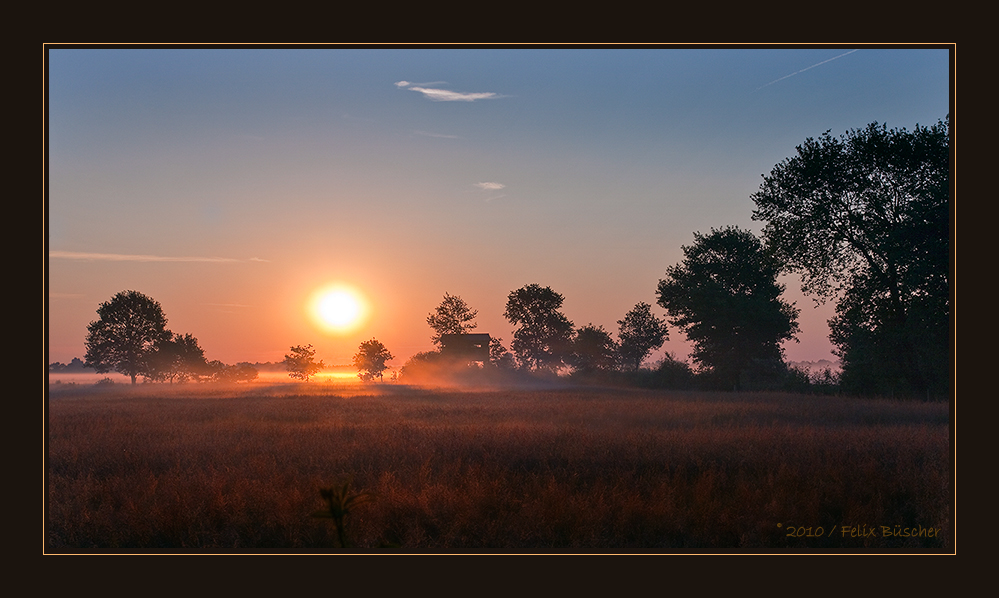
309, 284, 368, 333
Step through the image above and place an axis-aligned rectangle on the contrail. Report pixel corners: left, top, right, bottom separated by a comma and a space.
755, 49, 859, 92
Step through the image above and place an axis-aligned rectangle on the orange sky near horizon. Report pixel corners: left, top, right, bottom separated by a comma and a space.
46, 47, 948, 370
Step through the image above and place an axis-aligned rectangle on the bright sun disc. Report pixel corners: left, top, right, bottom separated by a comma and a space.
310, 285, 367, 333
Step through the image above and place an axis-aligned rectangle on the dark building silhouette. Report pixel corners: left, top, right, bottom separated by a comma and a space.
440, 333, 490, 364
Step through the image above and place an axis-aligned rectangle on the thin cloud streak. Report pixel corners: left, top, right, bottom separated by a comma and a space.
408, 87, 498, 102
396, 81, 499, 102
395, 80, 447, 88
475, 182, 505, 191
755, 49, 860, 92
413, 130, 460, 139
49, 251, 268, 263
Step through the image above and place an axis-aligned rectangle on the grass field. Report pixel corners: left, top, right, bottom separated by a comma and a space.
45, 381, 951, 552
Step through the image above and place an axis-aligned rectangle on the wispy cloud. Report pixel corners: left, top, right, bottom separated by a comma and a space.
396, 81, 500, 102
49, 251, 268, 263
475, 182, 505, 191
395, 80, 446, 88
755, 49, 860, 92
410, 87, 498, 102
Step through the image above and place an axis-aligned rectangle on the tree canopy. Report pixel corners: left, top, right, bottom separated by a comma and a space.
353, 338, 394, 381
207, 360, 259, 383
503, 284, 575, 372
616, 302, 669, 371
427, 293, 478, 349
488, 337, 516, 370
569, 324, 618, 373
284, 344, 325, 381
656, 227, 800, 390
751, 117, 949, 396
84, 290, 172, 384
145, 332, 209, 383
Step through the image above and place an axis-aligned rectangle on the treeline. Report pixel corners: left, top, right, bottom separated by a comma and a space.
401, 117, 950, 398
66, 118, 949, 398
397, 286, 836, 393
73, 290, 258, 385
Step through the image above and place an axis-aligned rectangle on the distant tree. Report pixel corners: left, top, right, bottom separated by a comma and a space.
84, 290, 172, 385
488, 337, 516, 370
617, 302, 669, 371
751, 118, 950, 396
651, 353, 696, 389
284, 344, 325, 381
656, 227, 800, 390
146, 333, 209, 383
569, 324, 618, 373
209, 360, 259, 383
427, 293, 478, 349
503, 284, 575, 372
206, 360, 228, 381
49, 357, 88, 373
233, 362, 259, 383
353, 339, 394, 381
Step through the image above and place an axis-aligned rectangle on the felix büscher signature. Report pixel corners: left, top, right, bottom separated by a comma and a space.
779, 523, 943, 538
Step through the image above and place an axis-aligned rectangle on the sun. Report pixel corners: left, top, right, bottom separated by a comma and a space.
309, 284, 367, 333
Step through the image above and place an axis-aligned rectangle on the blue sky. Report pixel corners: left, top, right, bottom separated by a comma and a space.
47, 47, 951, 366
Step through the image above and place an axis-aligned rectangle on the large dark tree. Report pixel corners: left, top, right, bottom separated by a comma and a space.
503, 284, 575, 372
426, 293, 478, 349
617, 302, 669, 371
751, 118, 950, 396
656, 227, 800, 390
569, 324, 618, 373
84, 290, 172, 385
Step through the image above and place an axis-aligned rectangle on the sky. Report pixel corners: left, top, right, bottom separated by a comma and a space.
46, 46, 951, 368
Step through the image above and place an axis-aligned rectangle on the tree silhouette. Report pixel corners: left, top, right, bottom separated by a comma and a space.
751, 118, 949, 396
503, 284, 575, 372
488, 337, 516, 370
84, 290, 172, 385
284, 344, 325, 381
146, 333, 209, 383
353, 338, 394, 381
656, 227, 800, 390
617, 302, 669, 371
569, 324, 618, 373
426, 293, 478, 349
207, 360, 259, 383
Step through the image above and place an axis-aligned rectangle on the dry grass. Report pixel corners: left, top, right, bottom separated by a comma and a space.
46, 383, 951, 552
